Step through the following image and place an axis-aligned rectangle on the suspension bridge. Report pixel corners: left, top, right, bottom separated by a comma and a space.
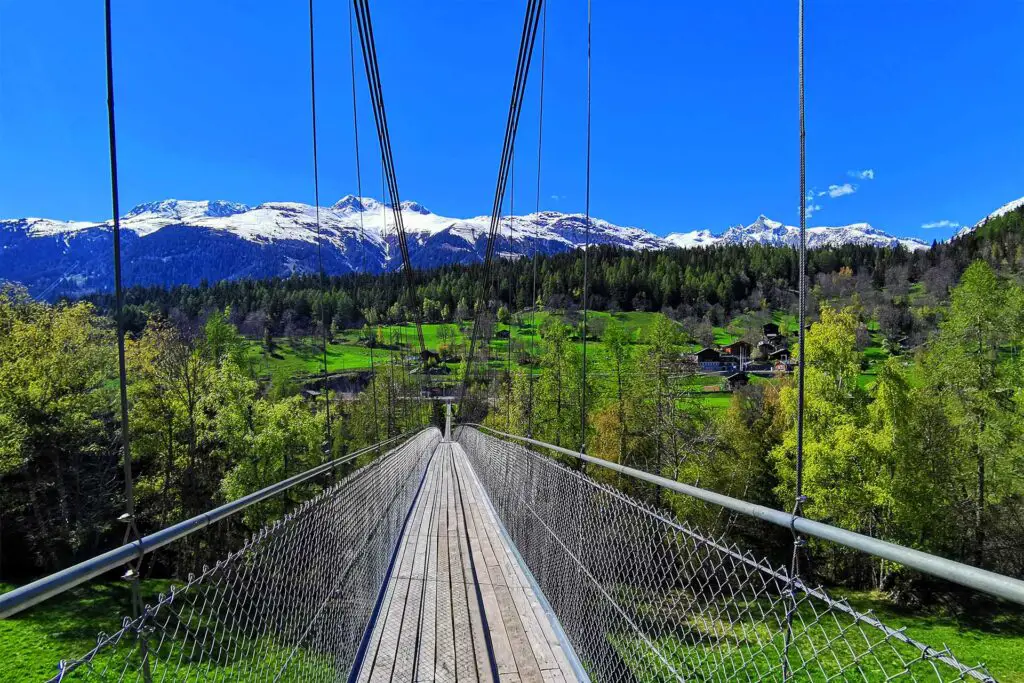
2, 424, 1022, 681
2, 0, 1024, 681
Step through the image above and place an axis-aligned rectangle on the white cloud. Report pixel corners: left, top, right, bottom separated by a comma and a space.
847, 169, 875, 180
806, 204, 822, 217
921, 219, 960, 229
550, 194, 563, 201
827, 183, 857, 198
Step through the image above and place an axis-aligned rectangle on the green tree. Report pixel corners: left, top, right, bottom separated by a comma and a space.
772, 306, 874, 531
0, 288, 118, 574
923, 261, 1024, 566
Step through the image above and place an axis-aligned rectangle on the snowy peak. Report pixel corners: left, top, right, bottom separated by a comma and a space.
664, 230, 717, 248
400, 200, 431, 215
957, 195, 1024, 238
980, 195, 1024, 224
332, 195, 383, 213
124, 199, 249, 221
716, 216, 928, 251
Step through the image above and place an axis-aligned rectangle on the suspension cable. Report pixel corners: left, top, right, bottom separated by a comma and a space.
104, 3, 149, 675
527, 2, 546, 438
783, 0, 808, 676
506, 154, 515, 432
349, 1, 380, 445
459, 0, 545, 415
308, 0, 333, 459
352, 0, 426, 357
579, 0, 593, 453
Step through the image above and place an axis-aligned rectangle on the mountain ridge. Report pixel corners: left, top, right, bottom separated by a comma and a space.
1, 196, 930, 298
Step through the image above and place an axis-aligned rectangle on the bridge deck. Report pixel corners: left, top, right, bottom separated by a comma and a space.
356, 441, 579, 683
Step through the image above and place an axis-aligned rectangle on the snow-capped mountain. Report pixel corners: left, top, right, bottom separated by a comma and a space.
955, 195, 1024, 239
0, 197, 926, 298
704, 215, 927, 251
664, 230, 718, 248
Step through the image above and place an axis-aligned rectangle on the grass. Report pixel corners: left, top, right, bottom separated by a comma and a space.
0, 580, 172, 681
5, 581, 1019, 682
612, 589, 1024, 682
0, 580, 336, 681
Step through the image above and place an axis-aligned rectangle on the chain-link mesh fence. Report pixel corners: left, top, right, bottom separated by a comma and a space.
48, 428, 442, 682
456, 426, 995, 683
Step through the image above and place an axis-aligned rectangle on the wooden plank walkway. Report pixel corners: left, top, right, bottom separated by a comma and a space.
356, 441, 579, 683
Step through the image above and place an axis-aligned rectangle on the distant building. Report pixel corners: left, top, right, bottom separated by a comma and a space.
757, 339, 780, 360
768, 348, 791, 362
695, 348, 722, 371
723, 341, 752, 360
694, 348, 740, 372
725, 372, 749, 390
720, 354, 740, 371
763, 322, 780, 339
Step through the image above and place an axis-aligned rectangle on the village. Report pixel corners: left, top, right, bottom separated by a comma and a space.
690, 322, 800, 391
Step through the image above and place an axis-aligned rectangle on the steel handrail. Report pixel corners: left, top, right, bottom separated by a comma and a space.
463, 424, 1024, 607
0, 430, 432, 619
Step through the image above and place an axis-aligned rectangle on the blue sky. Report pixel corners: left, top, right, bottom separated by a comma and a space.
1, 1, 1022, 242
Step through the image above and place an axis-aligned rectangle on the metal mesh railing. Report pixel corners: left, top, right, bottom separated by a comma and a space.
49, 428, 442, 682
456, 426, 995, 683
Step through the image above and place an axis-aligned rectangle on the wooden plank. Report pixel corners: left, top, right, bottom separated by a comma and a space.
397, 467, 431, 580
369, 577, 411, 683
409, 459, 437, 582
452, 454, 495, 586
480, 581, 518, 676
504, 584, 558, 671
542, 669, 567, 683
416, 455, 443, 682
393, 578, 423, 683
434, 470, 457, 683
494, 584, 544, 683
447, 450, 479, 682
451, 454, 494, 681
469, 497, 503, 585
355, 579, 392, 683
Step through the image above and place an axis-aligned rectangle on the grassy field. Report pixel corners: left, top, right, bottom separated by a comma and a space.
242, 309, 896, 411
3, 581, 1019, 682
0, 580, 171, 681
613, 589, 1024, 682
0, 580, 338, 681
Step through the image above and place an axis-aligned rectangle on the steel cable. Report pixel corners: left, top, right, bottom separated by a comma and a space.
352, 0, 426, 356
459, 0, 545, 415
349, 0, 380, 445
103, 4, 152, 677
782, 0, 808, 677
579, 0, 592, 454
527, 2, 547, 438
308, 0, 333, 459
